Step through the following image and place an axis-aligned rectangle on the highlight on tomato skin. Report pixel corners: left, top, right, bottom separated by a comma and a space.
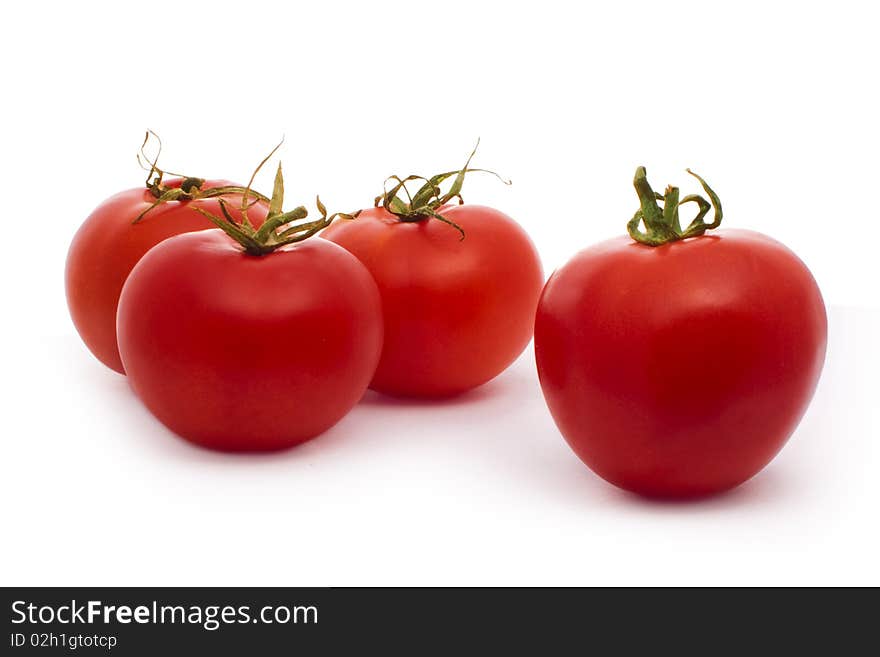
322, 143, 546, 398
533, 167, 828, 498
116, 162, 383, 452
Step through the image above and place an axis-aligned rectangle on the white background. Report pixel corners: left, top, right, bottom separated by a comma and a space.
1, 1, 878, 585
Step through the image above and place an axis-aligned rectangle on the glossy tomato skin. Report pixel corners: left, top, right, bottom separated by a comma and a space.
65, 179, 268, 374
117, 230, 383, 451
535, 229, 827, 498
322, 205, 544, 397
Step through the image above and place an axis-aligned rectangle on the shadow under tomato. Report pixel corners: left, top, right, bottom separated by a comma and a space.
171, 374, 520, 460
357, 378, 508, 408
605, 466, 796, 511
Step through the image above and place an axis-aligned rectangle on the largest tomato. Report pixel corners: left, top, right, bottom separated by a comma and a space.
322, 151, 544, 397
117, 166, 383, 451
535, 168, 827, 498
66, 174, 268, 373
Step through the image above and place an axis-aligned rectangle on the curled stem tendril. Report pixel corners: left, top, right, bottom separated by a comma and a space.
626, 167, 723, 246
132, 130, 271, 223
374, 139, 510, 240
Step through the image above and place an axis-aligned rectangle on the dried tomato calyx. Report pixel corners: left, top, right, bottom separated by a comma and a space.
373, 139, 510, 240
192, 161, 358, 257
627, 167, 723, 246
133, 130, 270, 223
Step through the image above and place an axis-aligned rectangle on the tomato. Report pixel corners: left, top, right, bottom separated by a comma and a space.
116, 167, 383, 451
534, 168, 827, 498
66, 177, 268, 373
323, 203, 543, 397
322, 150, 544, 397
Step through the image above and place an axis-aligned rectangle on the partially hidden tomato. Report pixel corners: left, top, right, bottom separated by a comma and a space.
322, 152, 544, 398
117, 166, 382, 451
66, 175, 269, 373
534, 168, 827, 498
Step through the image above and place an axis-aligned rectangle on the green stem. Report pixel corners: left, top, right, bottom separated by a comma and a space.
627, 167, 723, 246
374, 139, 510, 240
193, 162, 357, 256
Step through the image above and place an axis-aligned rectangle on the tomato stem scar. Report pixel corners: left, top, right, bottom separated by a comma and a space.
627, 167, 723, 246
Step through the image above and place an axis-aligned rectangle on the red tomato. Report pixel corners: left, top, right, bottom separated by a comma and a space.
535, 169, 827, 498
323, 204, 544, 397
117, 229, 383, 451
66, 178, 268, 373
